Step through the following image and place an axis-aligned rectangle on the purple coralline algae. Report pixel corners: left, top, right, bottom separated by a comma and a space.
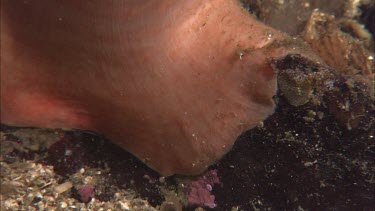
78, 185, 95, 202
187, 169, 220, 208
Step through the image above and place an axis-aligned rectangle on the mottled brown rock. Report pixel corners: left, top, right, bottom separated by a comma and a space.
304, 9, 374, 76
272, 54, 334, 107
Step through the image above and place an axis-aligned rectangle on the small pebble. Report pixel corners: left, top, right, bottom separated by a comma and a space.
4, 199, 19, 209
159, 177, 166, 183
60, 201, 68, 208
118, 201, 130, 210
54, 181, 73, 194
